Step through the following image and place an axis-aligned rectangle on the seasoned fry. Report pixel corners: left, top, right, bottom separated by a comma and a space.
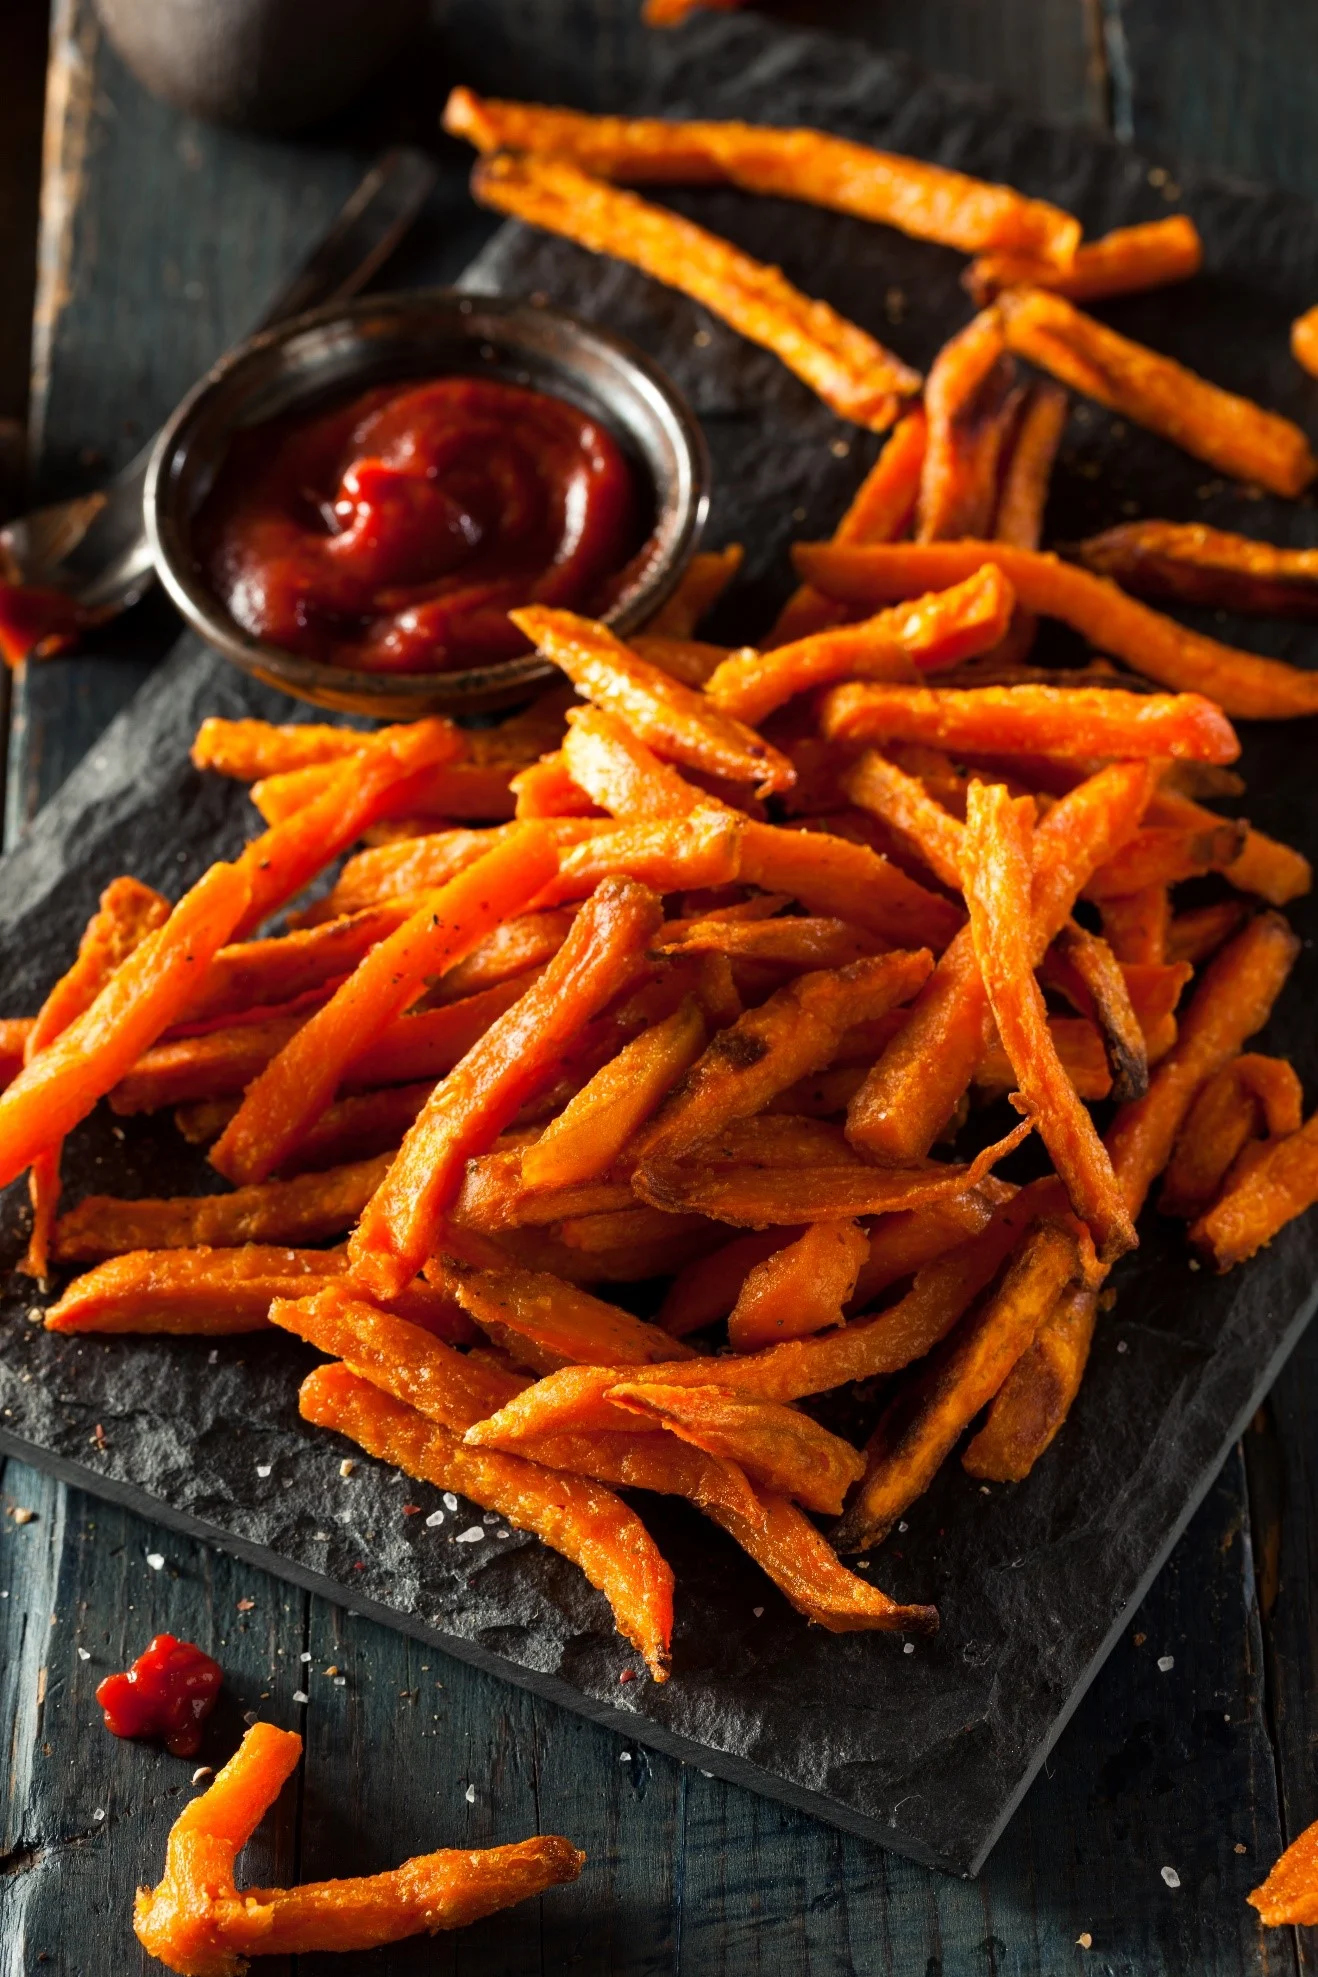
323, 818, 606, 917
52, 1155, 392, 1263
844, 749, 966, 890
630, 634, 730, 687
965, 215, 1203, 306
998, 286, 1317, 497
1085, 819, 1246, 897
793, 539, 1318, 718
770, 409, 927, 644
510, 753, 598, 818
1101, 885, 1172, 966
848, 1188, 1014, 1308
301, 1361, 674, 1678
611, 1381, 864, 1515
522, 998, 706, 1189
1190, 1109, 1318, 1269
657, 915, 883, 970
210, 827, 559, 1185
473, 154, 921, 432
705, 565, 1016, 724
192, 716, 447, 781
174, 906, 413, 1028
660, 1229, 797, 1337
1076, 519, 1318, 619
994, 380, 1069, 549
962, 783, 1135, 1260
254, 757, 518, 826
975, 1014, 1113, 1102
351, 877, 663, 1297
740, 822, 963, 949
646, 545, 743, 637
727, 1219, 869, 1349
1159, 1053, 1303, 1218
535, 805, 744, 905
836, 1218, 1082, 1549
821, 680, 1239, 764
439, 1254, 697, 1368
562, 703, 706, 819
916, 309, 1015, 540
960, 1282, 1098, 1481
1225, 828, 1312, 909
708, 1481, 939, 1634
448, 91, 1081, 263
1047, 921, 1148, 1102
1249, 1816, 1318, 1926
511, 606, 796, 795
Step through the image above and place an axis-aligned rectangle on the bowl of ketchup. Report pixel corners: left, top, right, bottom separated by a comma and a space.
146, 289, 709, 715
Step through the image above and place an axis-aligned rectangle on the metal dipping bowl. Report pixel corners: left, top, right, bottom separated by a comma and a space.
145, 289, 710, 717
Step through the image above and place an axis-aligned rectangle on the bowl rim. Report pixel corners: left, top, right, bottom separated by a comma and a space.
144, 285, 711, 716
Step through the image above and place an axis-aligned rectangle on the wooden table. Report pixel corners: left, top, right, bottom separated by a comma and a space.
2, 4, 1317, 1970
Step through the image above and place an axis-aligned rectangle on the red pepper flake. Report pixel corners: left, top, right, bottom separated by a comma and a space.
618, 1669, 636, 1684
401, 1503, 422, 1517
90, 1424, 107, 1453
352, 1561, 365, 1571
236, 1598, 255, 1613
95, 1634, 222, 1757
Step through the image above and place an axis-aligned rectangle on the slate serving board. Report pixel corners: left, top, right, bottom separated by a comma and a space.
4, 12, 1318, 1877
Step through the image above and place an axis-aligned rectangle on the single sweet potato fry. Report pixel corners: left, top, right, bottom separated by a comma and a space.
1249, 1816, 1318, 1927
793, 539, 1318, 719
821, 679, 1239, 764
427, 911, 577, 1005
849, 1186, 1015, 1309
474, 154, 920, 432
511, 606, 796, 795
634, 950, 932, 1163
706, 1482, 939, 1634
960, 1281, 1099, 1481
844, 749, 966, 890
917, 309, 1015, 540
1101, 885, 1172, 966
448, 90, 1080, 263
610, 1380, 865, 1515
191, 717, 453, 781
999, 286, 1317, 497
535, 806, 744, 906
994, 380, 1069, 549
1225, 828, 1313, 909
436, 1254, 696, 1368
510, 753, 599, 818
962, 781, 1136, 1260
1076, 519, 1318, 619
301, 1361, 674, 1677
630, 634, 730, 687
974, 1015, 1113, 1102
1165, 900, 1243, 967
645, 544, 743, 637
836, 1218, 1083, 1549
1293, 305, 1318, 380
250, 757, 517, 827
656, 916, 884, 971
52, 1155, 392, 1263
1159, 1053, 1304, 1218
1190, 1110, 1318, 1269
740, 822, 963, 949
659, 1229, 799, 1337
322, 818, 604, 917
705, 566, 1015, 724
770, 408, 927, 644
727, 1218, 870, 1349
965, 214, 1203, 306
522, 998, 706, 1191
1084, 820, 1246, 898
1049, 920, 1148, 1102
562, 703, 706, 819
46, 1244, 347, 1336
0, 860, 251, 1192
351, 878, 664, 1297
210, 826, 559, 1185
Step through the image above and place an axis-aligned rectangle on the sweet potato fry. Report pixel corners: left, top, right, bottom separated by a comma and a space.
562, 703, 705, 820
1165, 900, 1244, 967
535, 805, 743, 906
960, 1282, 1099, 1481
1249, 1817, 1318, 1926
448, 91, 1080, 263
192, 717, 443, 781
436, 1255, 696, 1369
793, 539, 1318, 719
322, 819, 605, 917
0, 860, 252, 1192
250, 758, 517, 827
964, 214, 1203, 306
46, 1244, 344, 1336
510, 753, 599, 818
836, 1218, 1082, 1549
994, 380, 1069, 549
770, 408, 927, 644
475, 153, 920, 431
646, 545, 743, 637
1047, 920, 1148, 1102
610, 1380, 864, 1515
511, 606, 795, 796
821, 679, 1238, 764
630, 634, 730, 687
454, 1150, 636, 1233
659, 1229, 797, 1337
843, 749, 966, 890
1106, 912, 1300, 1218
1159, 1053, 1303, 1218
849, 1186, 1015, 1309
425, 910, 577, 1005
1100, 885, 1171, 966
917, 309, 1015, 540
1293, 305, 1318, 380
705, 566, 1015, 724
638, 1116, 1031, 1225
210, 826, 559, 1185
173, 906, 412, 1029
740, 822, 963, 949
1225, 828, 1313, 908
710, 1481, 939, 1634
52, 1154, 392, 1263
1076, 519, 1318, 619
999, 286, 1317, 496
974, 1015, 1113, 1102
727, 1218, 870, 1349
657, 915, 884, 971
1190, 1109, 1318, 1269
1085, 819, 1246, 898
301, 1361, 674, 1677
635, 950, 932, 1163
962, 781, 1135, 1260
351, 877, 663, 1297
522, 998, 706, 1190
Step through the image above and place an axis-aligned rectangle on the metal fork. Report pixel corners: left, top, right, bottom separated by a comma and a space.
0, 144, 438, 631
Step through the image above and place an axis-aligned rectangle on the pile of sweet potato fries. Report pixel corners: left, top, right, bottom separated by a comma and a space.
6, 85, 1318, 1764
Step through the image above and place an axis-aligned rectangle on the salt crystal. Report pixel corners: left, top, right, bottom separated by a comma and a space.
339, 1459, 356, 1479
619, 1752, 631, 1763
456, 1526, 484, 1544
903, 1642, 915, 1655
464, 1784, 476, 1803
425, 1510, 445, 1528
1161, 1865, 1180, 1889
1157, 1655, 1174, 1673
897, 1521, 908, 1533
443, 1492, 459, 1511
12, 1507, 35, 1526
332, 1676, 346, 1687
145, 1553, 164, 1571
752, 1606, 764, 1619
77, 1647, 90, 1662
1116, 1340, 1129, 1354
496, 1528, 510, 1539
191, 1767, 213, 1785
482, 1511, 498, 1524
92, 1808, 105, 1823
243, 1710, 258, 1725
256, 1463, 272, 1479
1234, 1842, 1248, 1855
292, 1690, 309, 1704
300, 1651, 312, 1663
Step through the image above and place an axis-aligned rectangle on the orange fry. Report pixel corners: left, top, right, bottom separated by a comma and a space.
522, 998, 706, 1190
844, 748, 966, 890
562, 703, 707, 819
1293, 305, 1318, 380
793, 539, 1318, 719
821, 679, 1238, 764
657, 915, 884, 971
1165, 900, 1243, 968
475, 153, 920, 431
965, 214, 1203, 306
610, 1380, 864, 1515
1045, 920, 1149, 1102
706, 1482, 938, 1634
740, 822, 963, 949
438, 1253, 696, 1369
1225, 828, 1312, 909
659, 1229, 797, 1337
191, 716, 455, 781
210, 826, 558, 1185
1085, 819, 1246, 898
1249, 1816, 1318, 1927
301, 1361, 674, 1678
962, 781, 1135, 1261
999, 286, 1317, 496
705, 565, 1016, 724
1076, 519, 1318, 619
174, 905, 413, 1028
1191, 1110, 1318, 1270
960, 1281, 1099, 1481
917, 308, 1016, 541
322, 818, 605, 917
52, 1154, 391, 1263
630, 634, 730, 688
994, 380, 1069, 549
447, 91, 1080, 263
646, 544, 743, 637
510, 753, 599, 817
250, 757, 517, 827
535, 805, 744, 906
511, 605, 795, 795
1101, 884, 1172, 966
351, 877, 663, 1297
974, 1015, 1113, 1103
1159, 1053, 1303, 1218
727, 1218, 869, 1349
848, 1188, 1014, 1307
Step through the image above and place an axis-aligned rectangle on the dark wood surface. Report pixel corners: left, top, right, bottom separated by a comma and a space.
2, 3, 1316, 1971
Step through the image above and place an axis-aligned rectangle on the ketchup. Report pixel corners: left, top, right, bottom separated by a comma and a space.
0, 582, 95, 667
95, 1633, 223, 1757
197, 376, 645, 673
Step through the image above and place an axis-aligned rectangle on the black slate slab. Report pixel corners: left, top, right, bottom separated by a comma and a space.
3, 12, 1318, 1876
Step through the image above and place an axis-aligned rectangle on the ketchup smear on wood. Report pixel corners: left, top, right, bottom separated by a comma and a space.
96, 1633, 223, 1757
197, 376, 647, 674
